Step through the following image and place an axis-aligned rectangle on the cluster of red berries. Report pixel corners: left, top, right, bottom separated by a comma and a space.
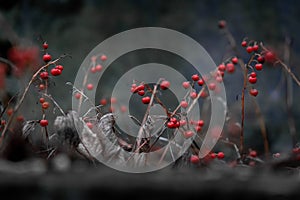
167, 117, 180, 129
190, 119, 205, 132
190, 151, 225, 164
217, 56, 238, 75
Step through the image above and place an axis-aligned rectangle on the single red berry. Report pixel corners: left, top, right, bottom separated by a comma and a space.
167, 121, 175, 129
208, 82, 216, 90
265, 51, 276, 63
249, 150, 257, 157
252, 45, 259, 51
39, 84, 45, 90
249, 88, 258, 97
100, 55, 107, 61
111, 97, 117, 104
42, 101, 50, 109
40, 119, 48, 127
87, 83, 94, 90
248, 76, 257, 84
90, 67, 97, 73
55, 65, 64, 71
218, 64, 226, 71
200, 90, 208, 98
43, 42, 48, 49
120, 105, 127, 113
191, 74, 200, 81
180, 100, 188, 108
183, 130, 194, 139
39, 97, 45, 103
226, 63, 235, 73
190, 91, 197, 99
197, 79, 204, 86
246, 46, 253, 53
86, 122, 93, 129
6, 108, 13, 116
210, 153, 217, 159
231, 57, 238, 64
217, 152, 225, 159
43, 53, 52, 62
190, 155, 200, 164
255, 63, 263, 71
197, 120, 204, 127
257, 56, 265, 64
95, 64, 103, 71
142, 96, 151, 104
216, 75, 223, 83
179, 119, 187, 126
74, 92, 81, 99
241, 41, 247, 47
218, 20, 226, 29
160, 80, 170, 90
40, 71, 49, 79
100, 98, 107, 105
17, 115, 24, 122
250, 72, 257, 78
195, 125, 202, 132
182, 81, 190, 89
138, 90, 145, 96
50, 68, 62, 76
136, 84, 145, 91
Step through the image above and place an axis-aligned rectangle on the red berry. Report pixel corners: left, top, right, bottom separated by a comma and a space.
74, 92, 81, 99
246, 46, 253, 53
208, 83, 216, 90
50, 68, 62, 76
179, 119, 187, 126
241, 41, 247, 47
136, 84, 145, 91
191, 74, 199, 81
231, 57, 238, 64
190, 155, 200, 164
252, 45, 259, 51
249, 88, 258, 97
226, 63, 235, 73
190, 91, 197, 99
90, 67, 97, 73
100, 55, 107, 61
39, 97, 45, 103
218, 64, 226, 71
167, 121, 175, 129
42, 101, 50, 109
200, 90, 208, 98
87, 83, 94, 90
250, 72, 257, 78
255, 63, 263, 71
195, 125, 202, 132
142, 96, 151, 104
160, 80, 170, 90
138, 90, 145, 96
183, 130, 194, 139
197, 79, 204, 86
218, 20, 226, 29
210, 153, 217, 159
216, 76, 223, 83
217, 152, 225, 159
257, 56, 265, 63
249, 150, 257, 157
100, 98, 107, 105
39, 84, 45, 90
197, 120, 204, 127
182, 81, 190, 89
6, 108, 13, 116
43, 54, 52, 62
17, 115, 24, 122
86, 122, 93, 129
43, 42, 48, 49
265, 51, 276, 63
120, 105, 127, 113
55, 65, 64, 71
40, 71, 49, 79
111, 97, 117, 104
40, 119, 48, 127
248, 76, 257, 84
170, 117, 177, 123
180, 100, 188, 108
95, 64, 103, 71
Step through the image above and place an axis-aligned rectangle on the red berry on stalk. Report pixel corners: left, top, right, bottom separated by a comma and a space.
40, 71, 49, 79
39, 84, 45, 90
138, 90, 145, 96
100, 54, 107, 61
42, 101, 50, 109
248, 76, 257, 84
40, 119, 48, 127
167, 121, 175, 129
208, 83, 216, 90
55, 65, 64, 71
246, 46, 253, 53
43, 53, 52, 62
250, 88, 258, 96
231, 57, 238, 64
250, 72, 257, 78
183, 130, 194, 139
7, 108, 13, 116
86, 122, 93, 129
218, 20, 226, 29
95, 64, 103, 71
210, 153, 217, 159
39, 97, 45, 103
241, 41, 247, 47
226, 63, 235, 73
180, 100, 188, 108
195, 125, 202, 132
255, 63, 263, 71
252, 45, 259, 51
51, 68, 62, 76
265, 51, 276, 63
74, 92, 81, 99
100, 98, 107, 105
218, 64, 226, 71
190, 91, 197, 99
87, 83, 94, 90
180, 119, 187, 126
249, 150, 257, 157
111, 97, 117, 104
198, 79, 204, 86
160, 80, 170, 90
191, 74, 200, 81
217, 152, 225, 159
142, 96, 151, 104
257, 56, 265, 64
43, 42, 48, 49
190, 155, 200, 164
182, 81, 190, 89
197, 120, 204, 127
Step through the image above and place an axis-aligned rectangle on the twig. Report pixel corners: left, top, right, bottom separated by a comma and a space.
42, 93, 66, 116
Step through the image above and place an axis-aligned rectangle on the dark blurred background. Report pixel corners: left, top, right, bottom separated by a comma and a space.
1, 0, 300, 153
